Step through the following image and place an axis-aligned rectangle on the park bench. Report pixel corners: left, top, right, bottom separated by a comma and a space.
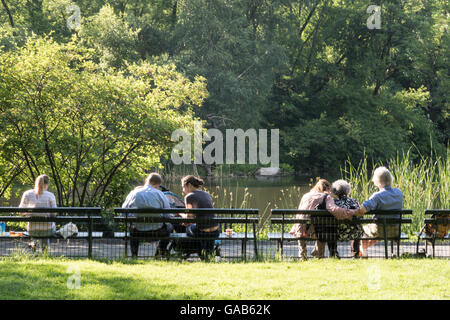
416, 209, 449, 258
113, 208, 259, 260
0, 207, 102, 257
269, 209, 412, 259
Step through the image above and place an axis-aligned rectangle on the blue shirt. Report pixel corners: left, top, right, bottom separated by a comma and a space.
122, 185, 171, 231
362, 186, 403, 218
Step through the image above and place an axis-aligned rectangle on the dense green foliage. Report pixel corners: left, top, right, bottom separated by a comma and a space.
0, 0, 448, 201
0, 37, 207, 206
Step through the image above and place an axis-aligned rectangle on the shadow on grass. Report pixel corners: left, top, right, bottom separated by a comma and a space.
0, 257, 214, 299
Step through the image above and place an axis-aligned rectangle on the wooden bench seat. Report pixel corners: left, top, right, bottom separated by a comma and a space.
270, 209, 413, 259
416, 210, 449, 257
114, 207, 259, 259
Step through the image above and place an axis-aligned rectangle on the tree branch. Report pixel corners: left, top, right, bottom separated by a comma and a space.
1, 0, 14, 28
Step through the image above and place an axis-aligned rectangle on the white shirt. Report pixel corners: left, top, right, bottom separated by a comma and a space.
19, 190, 57, 232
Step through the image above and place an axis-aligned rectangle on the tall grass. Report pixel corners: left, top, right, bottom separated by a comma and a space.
341, 149, 449, 236
206, 185, 254, 234
161, 149, 449, 240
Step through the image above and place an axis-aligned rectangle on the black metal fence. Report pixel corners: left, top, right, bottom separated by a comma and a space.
0, 207, 447, 260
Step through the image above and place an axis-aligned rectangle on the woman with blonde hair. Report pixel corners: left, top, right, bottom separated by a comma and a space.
290, 179, 356, 260
19, 174, 57, 250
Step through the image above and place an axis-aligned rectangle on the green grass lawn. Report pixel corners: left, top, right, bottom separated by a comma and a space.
0, 256, 448, 300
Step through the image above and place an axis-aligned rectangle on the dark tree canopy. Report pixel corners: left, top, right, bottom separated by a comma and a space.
0, 0, 448, 181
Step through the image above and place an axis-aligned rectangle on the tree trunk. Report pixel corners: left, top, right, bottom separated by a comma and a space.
1, 0, 14, 28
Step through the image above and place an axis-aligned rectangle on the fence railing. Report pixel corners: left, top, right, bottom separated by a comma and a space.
270, 209, 413, 259
0, 207, 447, 260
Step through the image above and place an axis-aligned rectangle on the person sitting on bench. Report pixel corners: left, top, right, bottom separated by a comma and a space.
180, 175, 219, 259
331, 180, 363, 258
353, 167, 403, 258
289, 179, 356, 261
19, 174, 57, 251
122, 173, 173, 258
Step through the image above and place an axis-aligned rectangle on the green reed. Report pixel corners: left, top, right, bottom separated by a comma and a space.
341, 148, 449, 237
193, 147, 449, 241
207, 185, 253, 234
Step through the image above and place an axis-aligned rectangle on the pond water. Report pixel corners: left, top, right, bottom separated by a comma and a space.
162, 176, 312, 214
1, 175, 335, 213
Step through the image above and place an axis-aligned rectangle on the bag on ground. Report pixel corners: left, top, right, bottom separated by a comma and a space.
57, 222, 78, 239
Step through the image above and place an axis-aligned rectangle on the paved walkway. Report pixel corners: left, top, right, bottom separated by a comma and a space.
0, 238, 448, 260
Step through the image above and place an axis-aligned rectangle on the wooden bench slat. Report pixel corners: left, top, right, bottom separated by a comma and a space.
76, 232, 103, 238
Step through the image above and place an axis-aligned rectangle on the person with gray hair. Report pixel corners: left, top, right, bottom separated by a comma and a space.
353, 167, 403, 257
331, 180, 363, 258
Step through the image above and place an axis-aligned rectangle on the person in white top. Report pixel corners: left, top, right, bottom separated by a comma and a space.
19, 175, 57, 242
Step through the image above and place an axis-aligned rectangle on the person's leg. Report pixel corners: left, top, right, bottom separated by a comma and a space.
186, 224, 201, 253
314, 241, 326, 258
328, 223, 339, 258
351, 239, 360, 257
155, 224, 173, 255
327, 241, 338, 258
203, 229, 220, 259
298, 240, 308, 260
205, 229, 220, 256
361, 224, 379, 254
29, 230, 54, 253
363, 239, 378, 248
173, 223, 186, 233
130, 225, 140, 257
311, 240, 319, 257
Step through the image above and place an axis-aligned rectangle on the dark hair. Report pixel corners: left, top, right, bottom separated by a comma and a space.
182, 175, 204, 188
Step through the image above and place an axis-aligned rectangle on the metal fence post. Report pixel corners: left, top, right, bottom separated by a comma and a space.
124, 212, 128, 258
88, 211, 93, 259
253, 222, 258, 260
244, 212, 248, 261
281, 212, 284, 259
383, 217, 388, 259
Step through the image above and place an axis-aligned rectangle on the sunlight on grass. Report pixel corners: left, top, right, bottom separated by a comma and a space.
0, 257, 448, 300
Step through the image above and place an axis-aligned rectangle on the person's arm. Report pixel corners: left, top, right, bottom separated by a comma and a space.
122, 191, 136, 209
121, 191, 136, 217
160, 193, 173, 218
354, 194, 378, 217
49, 193, 57, 217
180, 195, 196, 220
325, 196, 355, 220
181, 203, 195, 219
179, 203, 195, 226
19, 192, 29, 216
354, 205, 368, 217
